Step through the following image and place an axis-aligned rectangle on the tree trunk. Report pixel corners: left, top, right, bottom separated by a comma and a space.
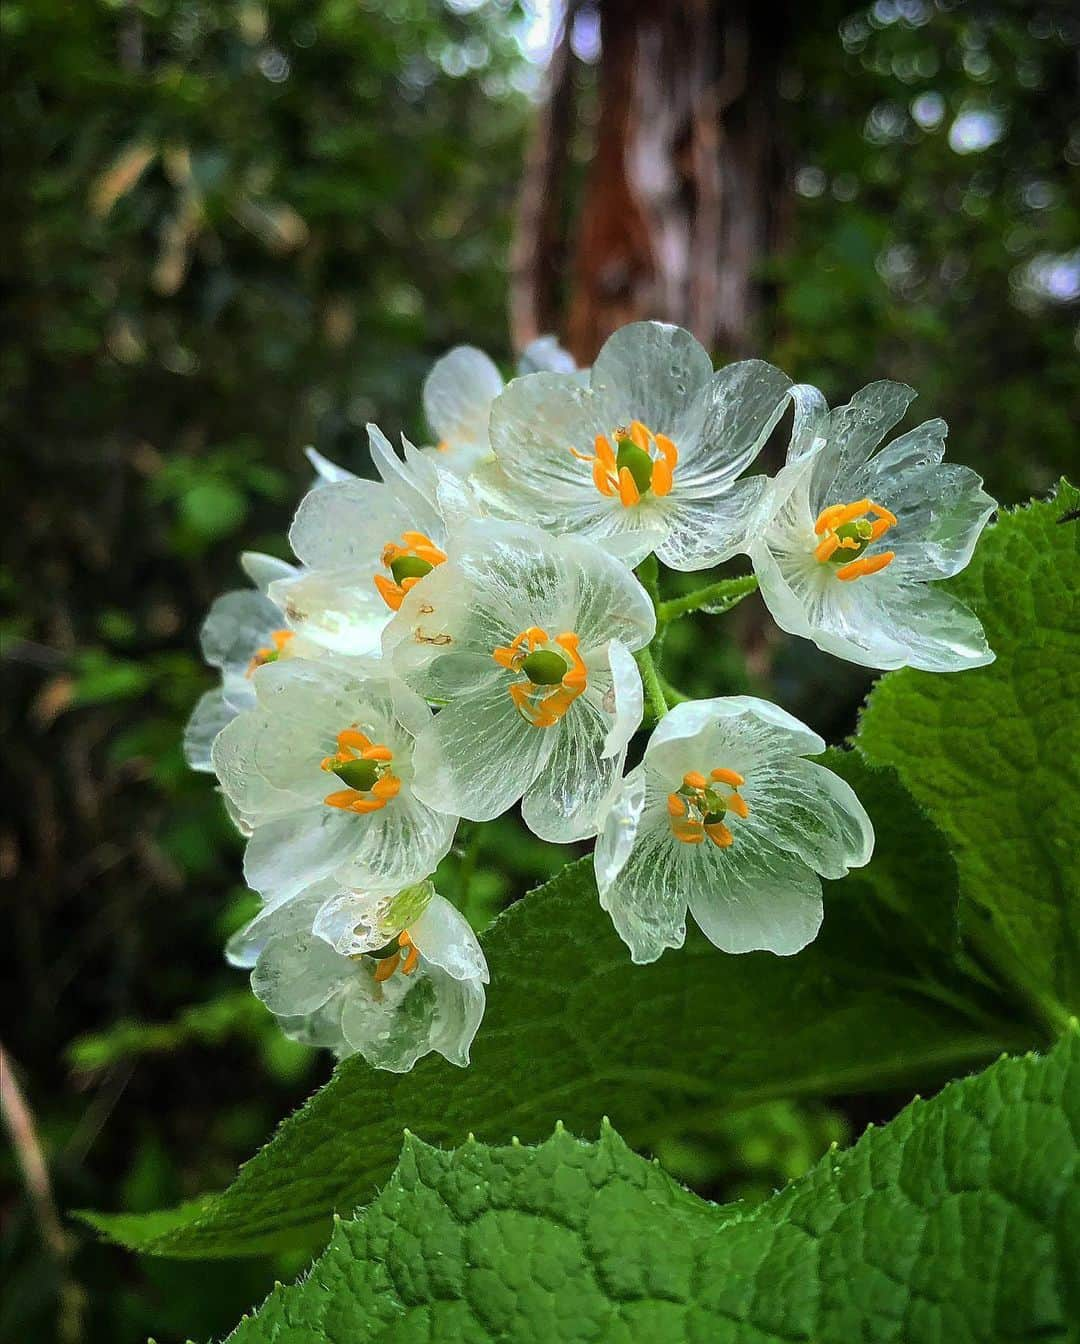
512, 0, 794, 365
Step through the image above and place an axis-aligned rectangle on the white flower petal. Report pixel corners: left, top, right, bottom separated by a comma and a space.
677, 359, 791, 482
488, 372, 613, 500
184, 688, 241, 773
601, 638, 643, 760
200, 589, 284, 677
740, 756, 874, 879
809, 380, 917, 512
241, 550, 299, 593
645, 696, 825, 780
517, 335, 577, 376
684, 832, 823, 956
521, 689, 620, 842
423, 346, 504, 449
409, 894, 489, 984
305, 446, 356, 484
288, 477, 412, 571
875, 582, 993, 671
785, 384, 830, 464
590, 321, 714, 440
313, 879, 433, 955
410, 680, 555, 822
252, 928, 353, 1017
244, 808, 363, 904
595, 782, 688, 964
339, 958, 485, 1071
657, 475, 768, 569
270, 565, 389, 657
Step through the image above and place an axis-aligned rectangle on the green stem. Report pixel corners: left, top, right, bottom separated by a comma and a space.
635, 647, 668, 722
659, 677, 689, 706
658, 574, 758, 625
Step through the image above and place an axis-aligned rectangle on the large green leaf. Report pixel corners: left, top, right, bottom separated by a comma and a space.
84, 758, 1025, 1259
859, 480, 1080, 1024
228, 1031, 1080, 1343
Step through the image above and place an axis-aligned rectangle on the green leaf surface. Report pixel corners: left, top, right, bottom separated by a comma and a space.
228, 1031, 1080, 1343
84, 759, 1025, 1259
859, 480, 1080, 1022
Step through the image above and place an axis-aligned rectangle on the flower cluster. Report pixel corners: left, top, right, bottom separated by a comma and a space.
188, 323, 995, 1071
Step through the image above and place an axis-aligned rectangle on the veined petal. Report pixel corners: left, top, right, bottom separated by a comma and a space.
288, 476, 413, 571
601, 638, 643, 760
410, 679, 555, 822
684, 831, 823, 956
595, 783, 688, 964
409, 894, 489, 984
367, 424, 445, 534
333, 784, 457, 891
876, 582, 993, 672
423, 346, 504, 450
521, 687, 621, 843
589, 321, 714, 443
676, 359, 791, 482
244, 808, 363, 905
785, 384, 830, 464
252, 928, 353, 1017
645, 696, 826, 780
809, 380, 917, 512
739, 756, 874, 879
313, 879, 433, 955
339, 958, 485, 1071
488, 371, 613, 501
657, 475, 769, 570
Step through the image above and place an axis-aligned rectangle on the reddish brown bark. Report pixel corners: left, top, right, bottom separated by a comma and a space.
512, 0, 792, 364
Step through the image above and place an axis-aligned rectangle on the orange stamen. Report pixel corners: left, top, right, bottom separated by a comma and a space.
667, 794, 687, 817
374, 951, 401, 982
683, 771, 708, 791
727, 793, 750, 819
705, 820, 734, 848
567, 422, 679, 505
710, 768, 745, 787
836, 550, 895, 581
373, 573, 405, 610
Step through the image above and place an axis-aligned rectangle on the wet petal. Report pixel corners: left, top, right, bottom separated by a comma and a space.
269, 565, 389, 657
677, 359, 791, 481
409, 894, 489, 984
521, 689, 620, 842
590, 321, 714, 441
241, 550, 298, 593
251, 928, 353, 1017
184, 688, 240, 773
657, 475, 768, 569
200, 589, 284, 678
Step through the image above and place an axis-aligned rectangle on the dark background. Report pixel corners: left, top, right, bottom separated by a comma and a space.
2, 2, 1077, 1340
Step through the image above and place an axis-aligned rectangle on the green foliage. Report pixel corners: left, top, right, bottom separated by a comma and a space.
84, 751, 1027, 1258
228, 1032, 1080, 1344
859, 481, 1080, 1024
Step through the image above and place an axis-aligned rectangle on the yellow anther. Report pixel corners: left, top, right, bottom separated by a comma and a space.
671, 765, 750, 846
321, 727, 398, 815
375, 531, 447, 610
247, 628, 296, 676
836, 550, 896, 581
705, 820, 734, 848
813, 497, 897, 581
495, 626, 588, 727
568, 421, 679, 506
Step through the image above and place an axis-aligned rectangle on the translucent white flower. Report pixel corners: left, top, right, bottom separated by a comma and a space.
269, 424, 478, 658
183, 552, 322, 773
475, 321, 791, 569
747, 382, 996, 671
211, 659, 457, 904
595, 696, 874, 963
246, 879, 488, 1071
423, 337, 579, 476
383, 521, 655, 842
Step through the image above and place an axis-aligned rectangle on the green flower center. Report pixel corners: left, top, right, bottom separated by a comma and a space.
521, 647, 571, 685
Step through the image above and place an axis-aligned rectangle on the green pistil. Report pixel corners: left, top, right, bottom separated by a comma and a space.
828, 518, 873, 565
332, 757, 381, 791
390, 554, 434, 584
521, 648, 569, 686
615, 438, 653, 496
